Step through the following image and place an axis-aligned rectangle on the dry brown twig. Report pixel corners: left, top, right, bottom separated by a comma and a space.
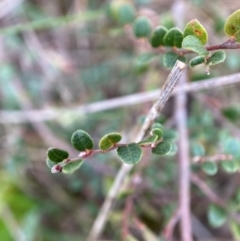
87, 60, 186, 241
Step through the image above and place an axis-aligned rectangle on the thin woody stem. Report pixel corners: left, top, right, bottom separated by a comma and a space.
87, 60, 186, 241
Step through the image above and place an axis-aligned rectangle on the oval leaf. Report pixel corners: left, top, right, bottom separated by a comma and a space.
163, 52, 186, 69
99, 132, 122, 150
151, 128, 163, 140
115, 2, 136, 25
163, 27, 183, 48
133, 16, 152, 38
71, 130, 94, 151
152, 141, 172, 156
47, 147, 69, 163
189, 56, 205, 68
224, 9, 240, 38
62, 159, 84, 174
182, 35, 208, 56
207, 50, 226, 66
201, 161, 218, 176
208, 205, 227, 228
117, 143, 143, 165
221, 160, 239, 173
46, 158, 56, 169
183, 19, 208, 45
150, 26, 168, 48
138, 134, 158, 145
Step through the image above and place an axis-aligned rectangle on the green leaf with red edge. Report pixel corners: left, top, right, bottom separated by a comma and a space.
163, 27, 183, 48
150, 26, 168, 47
207, 51, 226, 66
224, 9, 240, 40
163, 52, 186, 69
189, 56, 205, 68
71, 130, 94, 151
99, 132, 122, 150
183, 19, 208, 45
117, 143, 143, 165
62, 159, 84, 174
152, 141, 172, 156
182, 35, 208, 56
47, 147, 69, 163
133, 16, 152, 38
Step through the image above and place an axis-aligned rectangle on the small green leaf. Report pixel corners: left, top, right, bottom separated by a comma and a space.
138, 134, 158, 145
201, 161, 218, 176
133, 16, 152, 38
99, 132, 122, 150
182, 35, 208, 56
207, 51, 226, 66
191, 142, 205, 156
47, 147, 69, 163
189, 56, 205, 68
231, 221, 240, 240
183, 19, 208, 45
151, 128, 163, 140
152, 122, 164, 130
150, 26, 168, 47
71, 130, 94, 151
224, 9, 240, 39
163, 52, 186, 69
163, 27, 183, 48
109, 0, 136, 25
117, 143, 143, 165
221, 160, 239, 173
62, 159, 84, 174
46, 158, 56, 169
208, 205, 227, 228
152, 141, 172, 156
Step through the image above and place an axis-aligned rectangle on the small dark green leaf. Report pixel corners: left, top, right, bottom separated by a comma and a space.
182, 35, 208, 56
133, 16, 152, 38
151, 128, 163, 140
208, 205, 227, 228
150, 26, 168, 47
163, 52, 186, 69
189, 56, 205, 68
224, 9, 240, 38
46, 158, 56, 169
62, 159, 84, 174
99, 132, 122, 150
47, 147, 69, 163
183, 19, 208, 45
152, 141, 172, 156
221, 160, 239, 173
152, 122, 164, 130
117, 143, 143, 165
201, 161, 218, 176
163, 27, 183, 48
207, 51, 226, 66
138, 134, 158, 145
71, 130, 94, 151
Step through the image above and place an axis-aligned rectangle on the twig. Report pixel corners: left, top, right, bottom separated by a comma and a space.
87, 60, 186, 241
1, 72, 240, 124
163, 208, 181, 241
175, 71, 192, 241
191, 173, 225, 207
193, 154, 233, 163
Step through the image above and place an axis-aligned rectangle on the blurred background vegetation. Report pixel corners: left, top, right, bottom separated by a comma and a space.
1, 0, 240, 240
